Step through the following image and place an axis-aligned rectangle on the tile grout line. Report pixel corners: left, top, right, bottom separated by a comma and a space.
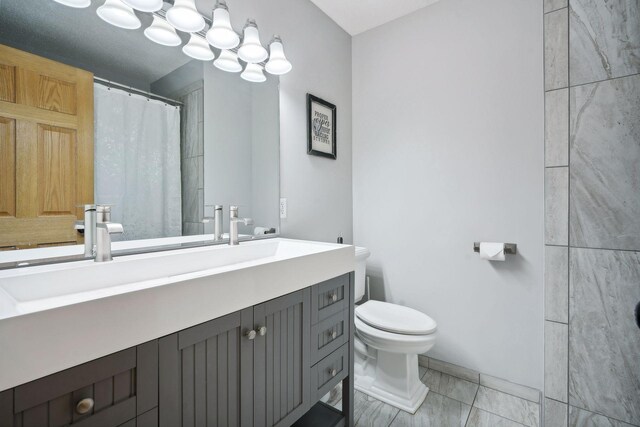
426, 365, 541, 405
465, 384, 481, 427
569, 70, 640, 90
565, 1, 571, 424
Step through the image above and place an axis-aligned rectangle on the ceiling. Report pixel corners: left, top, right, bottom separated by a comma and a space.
309, 0, 441, 36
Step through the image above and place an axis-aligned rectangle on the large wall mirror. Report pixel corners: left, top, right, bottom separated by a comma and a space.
0, 0, 280, 264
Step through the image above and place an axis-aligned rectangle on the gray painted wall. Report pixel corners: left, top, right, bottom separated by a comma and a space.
212, 0, 353, 243
352, 0, 544, 389
543, 0, 640, 425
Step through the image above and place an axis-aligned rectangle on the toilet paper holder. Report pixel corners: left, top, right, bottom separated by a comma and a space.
473, 242, 517, 255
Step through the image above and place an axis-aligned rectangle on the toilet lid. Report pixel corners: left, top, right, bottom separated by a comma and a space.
355, 300, 437, 335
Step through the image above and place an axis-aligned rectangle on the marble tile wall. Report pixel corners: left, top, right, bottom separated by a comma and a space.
544, 0, 640, 426
569, 249, 640, 425
569, 75, 640, 251
180, 86, 205, 235
569, 0, 640, 86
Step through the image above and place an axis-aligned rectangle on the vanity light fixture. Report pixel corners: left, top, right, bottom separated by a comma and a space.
144, 15, 182, 46
238, 19, 268, 64
241, 63, 266, 83
166, 0, 205, 33
183, 33, 215, 61
264, 35, 292, 75
52, 0, 91, 7
213, 50, 242, 73
121, 0, 162, 12
97, 0, 141, 29
206, 0, 239, 49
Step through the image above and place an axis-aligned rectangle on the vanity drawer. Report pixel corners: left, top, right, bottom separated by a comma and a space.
6, 341, 157, 427
310, 309, 349, 365
310, 343, 349, 401
311, 274, 350, 324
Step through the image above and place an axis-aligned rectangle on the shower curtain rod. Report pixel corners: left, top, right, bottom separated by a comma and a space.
94, 76, 183, 107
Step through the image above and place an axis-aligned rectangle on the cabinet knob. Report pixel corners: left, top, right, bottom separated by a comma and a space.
245, 329, 257, 340
258, 326, 267, 336
328, 292, 338, 303
329, 368, 337, 377
75, 398, 94, 415
328, 330, 337, 340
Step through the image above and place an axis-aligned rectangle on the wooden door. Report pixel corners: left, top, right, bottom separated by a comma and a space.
158, 309, 254, 427
0, 44, 94, 250
253, 289, 311, 427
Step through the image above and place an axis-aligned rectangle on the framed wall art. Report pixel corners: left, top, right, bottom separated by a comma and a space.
307, 93, 337, 159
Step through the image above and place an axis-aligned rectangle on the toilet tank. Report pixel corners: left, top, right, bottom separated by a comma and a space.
354, 246, 371, 302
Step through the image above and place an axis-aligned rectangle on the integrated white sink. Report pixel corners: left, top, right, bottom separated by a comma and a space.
0, 238, 354, 391
0, 238, 345, 318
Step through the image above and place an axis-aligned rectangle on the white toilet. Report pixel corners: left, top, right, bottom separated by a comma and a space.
353, 247, 437, 414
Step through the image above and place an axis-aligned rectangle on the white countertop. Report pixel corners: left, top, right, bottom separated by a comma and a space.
0, 238, 354, 391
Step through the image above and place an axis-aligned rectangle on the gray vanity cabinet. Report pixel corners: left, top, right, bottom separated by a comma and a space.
0, 274, 354, 427
158, 309, 254, 427
0, 341, 158, 427
158, 288, 311, 427
253, 288, 311, 427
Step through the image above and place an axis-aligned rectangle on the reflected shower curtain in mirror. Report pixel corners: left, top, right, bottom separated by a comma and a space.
94, 84, 182, 240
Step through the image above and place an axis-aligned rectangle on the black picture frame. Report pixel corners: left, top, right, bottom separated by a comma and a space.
307, 93, 337, 159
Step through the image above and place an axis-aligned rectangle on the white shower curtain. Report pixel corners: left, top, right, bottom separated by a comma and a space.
94, 83, 182, 241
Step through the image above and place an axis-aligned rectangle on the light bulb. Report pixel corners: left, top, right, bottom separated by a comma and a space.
206, 1, 239, 50
241, 63, 266, 83
144, 16, 182, 46
265, 36, 292, 75
166, 0, 205, 33
238, 19, 267, 64
183, 34, 215, 61
121, 0, 162, 12
213, 50, 242, 73
52, 0, 91, 7
97, 0, 141, 29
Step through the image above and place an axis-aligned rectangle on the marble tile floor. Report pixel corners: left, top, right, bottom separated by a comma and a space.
328, 366, 541, 427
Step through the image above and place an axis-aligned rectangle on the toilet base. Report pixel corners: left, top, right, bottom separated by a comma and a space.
354, 349, 429, 414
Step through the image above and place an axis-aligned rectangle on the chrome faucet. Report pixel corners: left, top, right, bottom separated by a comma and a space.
95, 205, 123, 262
202, 205, 224, 241
74, 204, 97, 258
229, 205, 253, 246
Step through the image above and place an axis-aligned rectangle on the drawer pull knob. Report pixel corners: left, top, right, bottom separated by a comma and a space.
329, 368, 337, 377
245, 329, 257, 340
328, 293, 338, 302
258, 326, 267, 336
328, 330, 337, 340
75, 398, 94, 415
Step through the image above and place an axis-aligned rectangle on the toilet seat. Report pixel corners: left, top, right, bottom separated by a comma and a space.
355, 316, 437, 355
356, 300, 437, 335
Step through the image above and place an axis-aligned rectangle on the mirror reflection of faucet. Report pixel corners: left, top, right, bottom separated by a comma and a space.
229, 206, 253, 246
202, 205, 224, 241
74, 204, 97, 258
94, 205, 124, 262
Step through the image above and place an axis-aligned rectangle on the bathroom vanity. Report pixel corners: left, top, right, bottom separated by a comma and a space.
0, 239, 355, 427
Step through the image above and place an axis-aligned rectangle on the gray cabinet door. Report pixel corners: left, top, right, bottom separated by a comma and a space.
253, 289, 311, 427
3, 344, 155, 427
158, 308, 254, 427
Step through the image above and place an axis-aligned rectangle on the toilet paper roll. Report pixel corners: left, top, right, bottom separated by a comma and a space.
479, 242, 505, 261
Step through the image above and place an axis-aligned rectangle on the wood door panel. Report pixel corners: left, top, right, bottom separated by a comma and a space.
0, 43, 93, 248
0, 216, 77, 247
0, 64, 15, 103
37, 124, 76, 216
0, 116, 16, 217
36, 74, 77, 115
